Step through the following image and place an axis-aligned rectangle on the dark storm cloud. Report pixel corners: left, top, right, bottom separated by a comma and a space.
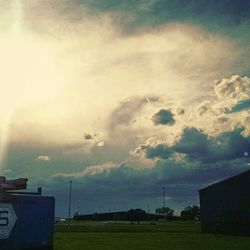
76, 0, 250, 21
143, 144, 172, 159
134, 127, 250, 163
175, 128, 250, 163
49, 153, 249, 215
8, 125, 249, 216
152, 109, 175, 126
75, 0, 250, 35
45, 125, 250, 216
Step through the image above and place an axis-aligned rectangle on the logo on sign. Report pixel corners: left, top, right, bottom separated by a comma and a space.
0, 203, 17, 239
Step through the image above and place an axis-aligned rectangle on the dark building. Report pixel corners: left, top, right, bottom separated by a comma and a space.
73, 209, 167, 222
199, 170, 250, 236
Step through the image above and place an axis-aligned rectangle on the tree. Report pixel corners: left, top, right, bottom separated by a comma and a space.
127, 209, 147, 224
155, 207, 174, 217
180, 205, 200, 221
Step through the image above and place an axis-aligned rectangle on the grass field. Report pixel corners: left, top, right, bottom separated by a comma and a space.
54, 221, 250, 250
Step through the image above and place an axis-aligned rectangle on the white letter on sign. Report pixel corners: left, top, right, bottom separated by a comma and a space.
0, 204, 17, 239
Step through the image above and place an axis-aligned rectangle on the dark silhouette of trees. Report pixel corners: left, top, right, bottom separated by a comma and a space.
180, 205, 200, 221
155, 207, 174, 217
127, 209, 147, 224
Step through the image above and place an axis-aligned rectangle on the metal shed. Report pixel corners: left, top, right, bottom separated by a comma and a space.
199, 170, 250, 236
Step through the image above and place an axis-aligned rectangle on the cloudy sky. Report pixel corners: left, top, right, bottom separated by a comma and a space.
0, 0, 249, 216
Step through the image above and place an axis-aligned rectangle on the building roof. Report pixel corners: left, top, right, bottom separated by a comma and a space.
199, 169, 250, 192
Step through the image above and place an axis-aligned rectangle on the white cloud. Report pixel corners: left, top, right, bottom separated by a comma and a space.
213, 75, 250, 109
51, 162, 120, 179
37, 155, 50, 161
83, 162, 118, 175
97, 141, 105, 147
214, 75, 250, 101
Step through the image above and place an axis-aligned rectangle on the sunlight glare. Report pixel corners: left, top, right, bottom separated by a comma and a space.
0, 0, 63, 169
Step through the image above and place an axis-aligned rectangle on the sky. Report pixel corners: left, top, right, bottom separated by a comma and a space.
0, 0, 249, 217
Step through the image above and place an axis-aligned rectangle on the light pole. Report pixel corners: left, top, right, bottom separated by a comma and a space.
163, 185, 166, 210
147, 204, 150, 214
68, 180, 72, 221
163, 185, 166, 220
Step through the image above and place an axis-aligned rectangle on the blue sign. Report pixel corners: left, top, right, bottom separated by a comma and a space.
0, 203, 17, 239
0, 194, 55, 250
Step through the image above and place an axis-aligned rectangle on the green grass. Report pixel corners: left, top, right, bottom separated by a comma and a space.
54, 221, 250, 250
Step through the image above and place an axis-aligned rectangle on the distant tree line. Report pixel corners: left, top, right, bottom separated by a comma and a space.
73, 205, 200, 222
180, 205, 200, 221
155, 207, 174, 217
155, 205, 200, 221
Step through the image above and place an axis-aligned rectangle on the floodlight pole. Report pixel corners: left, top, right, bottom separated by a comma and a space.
163, 185, 166, 219
163, 185, 166, 209
68, 180, 72, 221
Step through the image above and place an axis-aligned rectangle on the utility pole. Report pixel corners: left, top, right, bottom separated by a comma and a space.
147, 204, 150, 214
163, 185, 166, 209
163, 185, 166, 220
68, 180, 72, 221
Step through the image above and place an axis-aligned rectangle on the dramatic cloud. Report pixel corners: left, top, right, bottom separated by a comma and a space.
48, 145, 249, 214
6, 76, 250, 216
2, 18, 245, 149
152, 109, 175, 126
214, 75, 250, 109
131, 127, 250, 162
73, 0, 250, 37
